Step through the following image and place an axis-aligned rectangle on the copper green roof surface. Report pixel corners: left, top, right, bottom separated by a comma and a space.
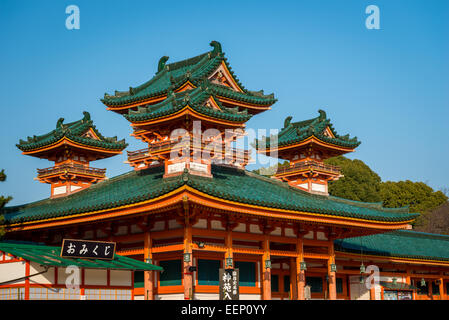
0, 241, 163, 271
124, 85, 252, 123
255, 110, 361, 150
16, 111, 128, 152
101, 41, 276, 107
334, 230, 449, 262
1, 165, 418, 225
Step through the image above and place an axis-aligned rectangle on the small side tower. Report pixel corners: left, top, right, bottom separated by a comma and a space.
17, 111, 128, 198
256, 110, 360, 195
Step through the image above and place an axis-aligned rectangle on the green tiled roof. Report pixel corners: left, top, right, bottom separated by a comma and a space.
124, 85, 252, 123
334, 230, 449, 262
101, 41, 276, 107
1, 165, 418, 225
0, 241, 162, 271
16, 111, 128, 152
256, 110, 361, 150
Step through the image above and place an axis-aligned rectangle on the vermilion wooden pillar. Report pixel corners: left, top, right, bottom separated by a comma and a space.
328, 241, 337, 300
25, 260, 30, 300
225, 226, 233, 269
144, 231, 154, 300
289, 258, 297, 300
296, 237, 305, 300
183, 224, 193, 300
439, 277, 444, 300
262, 236, 271, 300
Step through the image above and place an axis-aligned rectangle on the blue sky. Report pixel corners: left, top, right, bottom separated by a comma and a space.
0, 0, 448, 205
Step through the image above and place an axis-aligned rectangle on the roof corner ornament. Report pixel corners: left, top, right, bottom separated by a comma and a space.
56, 117, 65, 128
158, 56, 169, 73
129, 87, 134, 95
210, 40, 222, 55
284, 116, 292, 128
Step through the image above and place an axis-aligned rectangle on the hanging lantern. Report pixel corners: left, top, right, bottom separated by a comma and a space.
145, 258, 153, 264
359, 275, 364, 284
420, 278, 426, 287
360, 263, 366, 274
265, 259, 272, 269
330, 263, 337, 273
226, 257, 233, 268
300, 261, 307, 271
183, 252, 191, 263
392, 277, 397, 285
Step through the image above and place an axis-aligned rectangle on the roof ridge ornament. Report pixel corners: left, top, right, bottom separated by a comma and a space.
158, 56, 169, 73
284, 116, 292, 128
82, 111, 91, 122
56, 118, 65, 128
318, 109, 327, 120
210, 40, 222, 56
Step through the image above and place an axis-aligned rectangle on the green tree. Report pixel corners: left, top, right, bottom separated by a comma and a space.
324, 156, 382, 202
380, 180, 448, 226
0, 169, 12, 238
252, 161, 289, 176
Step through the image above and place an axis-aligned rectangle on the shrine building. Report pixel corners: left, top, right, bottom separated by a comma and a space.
2, 41, 449, 300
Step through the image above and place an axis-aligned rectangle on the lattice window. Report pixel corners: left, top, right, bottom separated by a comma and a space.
0, 287, 25, 300
85, 289, 132, 300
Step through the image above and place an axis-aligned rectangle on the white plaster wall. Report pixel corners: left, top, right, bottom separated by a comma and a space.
168, 219, 182, 230
29, 262, 54, 284
284, 228, 296, 238
70, 185, 82, 192
211, 220, 225, 230
193, 219, 207, 229
130, 224, 142, 234
0, 261, 25, 284
84, 269, 107, 286
311, 183, 326, 193
349, 275, 370, 300
57, 267, 71, 285
151, 221, 165, 232
194, 293, 219, 300
53, 186, 67, 196
240, 294, 261, 300
233, 223, 246, 232
304, 231, 314, 239
156, 293, 185, 300
115, 225, 128, 236
271, 227, 282, 236
316, 232, 327, 241
249, 225, 262, 234
134, 295, 144, 300
110, 270, 132, 286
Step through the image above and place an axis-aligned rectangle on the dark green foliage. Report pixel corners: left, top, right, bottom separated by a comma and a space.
324, 156, 382, 202
0, 169, 12, 238
252, 161, 289, 176
380, 180, 448, 226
